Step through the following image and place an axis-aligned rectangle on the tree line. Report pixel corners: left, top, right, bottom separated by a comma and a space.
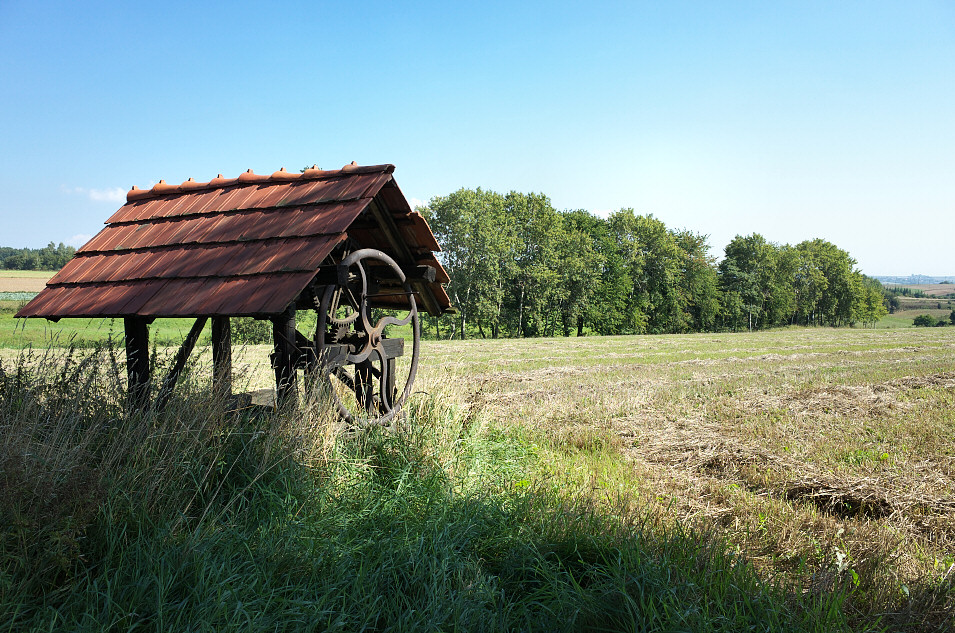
421, 188, 887, 339
0, 243, 76, 270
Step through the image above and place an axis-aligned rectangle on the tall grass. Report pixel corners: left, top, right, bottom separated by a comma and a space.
0, 345, 857, 631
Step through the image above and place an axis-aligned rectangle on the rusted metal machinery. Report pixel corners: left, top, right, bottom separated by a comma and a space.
280, 245, 431, 426
17, 163, 452, 427
313, 248, 423, 425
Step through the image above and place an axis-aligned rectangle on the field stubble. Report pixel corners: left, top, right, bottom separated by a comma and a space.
0, 271, 52, 292
153, 327, 955, 608
2, 337, 855, 631
417, 327, 955, 628
3, 326, 953, 629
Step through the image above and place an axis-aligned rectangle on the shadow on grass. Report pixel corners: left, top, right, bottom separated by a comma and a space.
0, 346, 862, 632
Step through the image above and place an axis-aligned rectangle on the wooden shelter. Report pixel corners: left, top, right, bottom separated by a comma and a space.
17, 162, 451, 423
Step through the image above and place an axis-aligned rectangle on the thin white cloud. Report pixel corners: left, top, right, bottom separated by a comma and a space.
88, 187, 126, 202
65, 233, 93, 248
408, 197, 427, 210
63, 185, 126, 203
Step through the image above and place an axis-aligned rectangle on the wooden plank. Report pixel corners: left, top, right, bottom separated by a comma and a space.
366, 264, 436, 284
272, 306, 298, 404
367, 199, 442, 316
212, 316, 232, 398
381, 337, 404, 359
124, 317, 151, 411
155, 317, 208, 412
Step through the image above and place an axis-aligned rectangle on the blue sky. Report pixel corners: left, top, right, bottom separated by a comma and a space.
1, 1, 952, 275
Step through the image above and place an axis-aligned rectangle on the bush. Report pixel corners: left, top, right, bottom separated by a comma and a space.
231, 316, 272, 344
913, 314, 937, 327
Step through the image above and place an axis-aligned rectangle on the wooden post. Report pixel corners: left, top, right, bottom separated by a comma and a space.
211, 316, 232, 399
355, 359, 374, 414
155, 317, 208, 413
272, 305, 297, 404
124, 317, 151, 411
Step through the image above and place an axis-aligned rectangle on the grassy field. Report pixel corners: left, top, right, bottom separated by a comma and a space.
0, 270, 52, 293
241, 327, 955, 629
896, 296, 954, 312
2, 276, 955, 629
0, 311, 221, 348
2, 327, 950, 630
881, 296, 954, 328
0, 270, 55, 278
887, 284, 955, 298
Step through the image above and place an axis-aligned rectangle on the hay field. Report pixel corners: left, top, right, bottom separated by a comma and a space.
412, 328, 955, 622
0, 270, 52, 292
3, 326, 953, 625
228, 328, 955, 596
891, 284, 955, 298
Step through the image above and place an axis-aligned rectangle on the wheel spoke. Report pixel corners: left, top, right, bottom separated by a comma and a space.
314, 248, 422, 427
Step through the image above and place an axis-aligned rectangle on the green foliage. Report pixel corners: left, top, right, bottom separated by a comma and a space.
424, 188, 514, 339
609, 210, 687, 334
424, 189, 881, 337
718, 234, 774, 331
675, 229, 720, 332
715, 235, 883, 330
888, 286, 928, 298
913, 314, 937, 327
231, 316, 272, 344
0, 242, 76, 270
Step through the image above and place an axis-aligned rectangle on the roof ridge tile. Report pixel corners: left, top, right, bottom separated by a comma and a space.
126, 163, 395, 203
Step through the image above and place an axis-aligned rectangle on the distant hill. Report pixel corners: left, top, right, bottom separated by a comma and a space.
876, 275, 955, 285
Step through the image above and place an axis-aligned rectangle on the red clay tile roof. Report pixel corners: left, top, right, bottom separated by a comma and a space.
18, 163, 451, 319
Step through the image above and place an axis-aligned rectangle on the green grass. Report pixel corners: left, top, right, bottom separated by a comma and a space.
5, 327, 955, 630
0, 270, 54, 278
0, 313, 217, 348
875, 309, 952, 328
412, 327, 955, 631
0, 346, 858, 632
0, 309, 425, 350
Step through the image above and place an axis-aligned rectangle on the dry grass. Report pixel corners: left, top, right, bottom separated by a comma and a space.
891, 284, 955, 298
4, 326, 953, 628
0, 272, 52, 292
412, 327, 955, 628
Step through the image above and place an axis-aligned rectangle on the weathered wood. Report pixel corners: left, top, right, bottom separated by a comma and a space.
355, 359, 374, 414
367, 199, 414, 265
124, 317, 151, 411
383, 356, 397, 410
272, 306, 298, 404
367, 199, 442, 316
380, 337, 404, 359
155, 317, 208, 412
211, 316, 232, 398
366, 264, 437, 284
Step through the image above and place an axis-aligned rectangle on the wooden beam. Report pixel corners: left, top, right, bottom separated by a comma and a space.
366, 264, 437, 284
124, 317, 151, 411
155, 317, 208, 412
367, 198, 414, 263
211, 316, 232, 399
272, 306, 298, 404
366, 198, 443, 316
